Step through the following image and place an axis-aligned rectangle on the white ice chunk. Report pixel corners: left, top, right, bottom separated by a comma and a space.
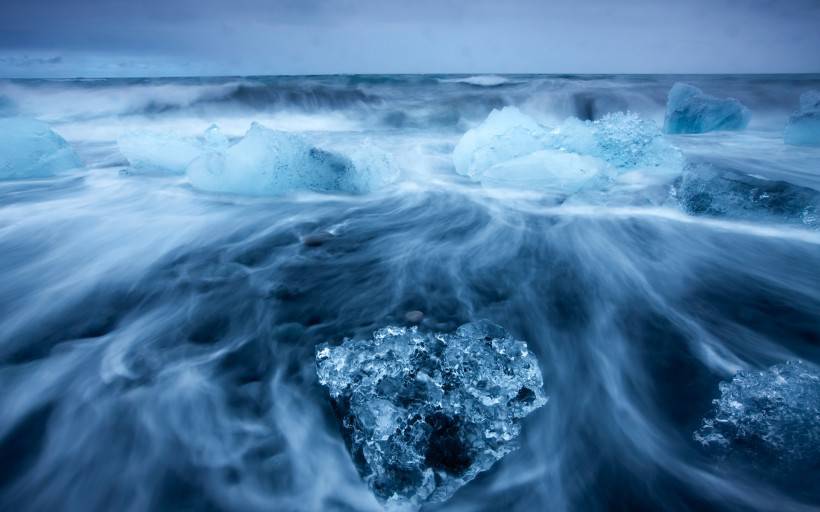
0, 117, 82, 179
452, 107, 550, 178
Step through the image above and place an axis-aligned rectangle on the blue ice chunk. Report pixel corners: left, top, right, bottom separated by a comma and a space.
784, 90, 820, 147
585, 111, 683, 171
673, 164, 819, 228
664, 83, 750, 134
694, 360, 820, 470
186, 123, 399, 196
0, 117, 82, 179
315, 321, 547, 510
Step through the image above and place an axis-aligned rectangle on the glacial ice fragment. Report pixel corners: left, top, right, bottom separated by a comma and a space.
315, 321, 547, 510
664, 83, 750, 134
453, 108, 682, 194
480, 149, 608, 195
186, 123, 399, 196
784, 90, 820, 147
694, 360, 820, 471
0, 117, 82, 179
452, 106, 550, 178
673, 164, 819, 228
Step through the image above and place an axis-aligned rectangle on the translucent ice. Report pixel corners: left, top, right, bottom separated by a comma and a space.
452, 107, 550, 178
664, 83, 750, 134
118, 124, 229, 174
186, 123, 399, 196
315, 321, 547, 510
480, 149, 608, 195
673, 164, 819, 228
553, 112, 683, 172
0, 117, 82, 179
694, 360, 820, 470
453, 108, 682, 194
784, 90, 820, 147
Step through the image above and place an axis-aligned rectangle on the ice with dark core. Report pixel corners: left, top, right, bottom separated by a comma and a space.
672, 164, 820, 228
315, 321, 547, 510
694, 360, 820, 471
664, 83, 750, 134
784, 90, 820, 147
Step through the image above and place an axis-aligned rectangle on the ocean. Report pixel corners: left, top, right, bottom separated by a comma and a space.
0, 74, 819, 511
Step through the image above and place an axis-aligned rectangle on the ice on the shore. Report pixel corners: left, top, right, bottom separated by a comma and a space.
664, 83, 750, 134
453, 108, 681, 194
694, 360, 820, 470
186, 123, 399, 196
481, 149, 608, 195
673, 164, 819, 228
316, 321, 547, 510
0, 117, 82, 179
784, 90, 820, 147
118, 125, 229, 174
452, 107, 550, 178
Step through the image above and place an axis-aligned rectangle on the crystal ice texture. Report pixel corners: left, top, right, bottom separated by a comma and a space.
784, 90, 820, 147
664, 83, 750, 134
673, 164, 819, 228
315, 321, 547, 510
0, 117, 82, 179
186, 122, 399, 196
694, 360, 820, 470
453, 107, 681, 194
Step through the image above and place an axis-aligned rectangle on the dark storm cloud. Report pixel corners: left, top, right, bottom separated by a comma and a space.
0, 0, 818, 76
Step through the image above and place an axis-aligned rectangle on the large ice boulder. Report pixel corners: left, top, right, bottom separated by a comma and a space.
664, 83, 750, 134
784, 90, 820, 147
316, 321, 547, 510
452, 106, 550, 178
453, 108, 682, 195
0, 117, 82, 179
186, 123, 399, 196
694, 360, 820, 472
118, 125, 229, 174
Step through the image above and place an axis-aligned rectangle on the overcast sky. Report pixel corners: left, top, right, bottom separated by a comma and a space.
1, 0, 819, 77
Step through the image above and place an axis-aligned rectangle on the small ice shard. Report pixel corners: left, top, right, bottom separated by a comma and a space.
673, 164, 819, 228
452, 106, 550, 178
480, 149, 608, 195
316, 321, 547, 510
186, 123, 399, 196
784, 90, 820, 147
694, 360, 820, 471
0, 117, 82, 179
664, 83, 750, 134
118, 124, 229, 174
